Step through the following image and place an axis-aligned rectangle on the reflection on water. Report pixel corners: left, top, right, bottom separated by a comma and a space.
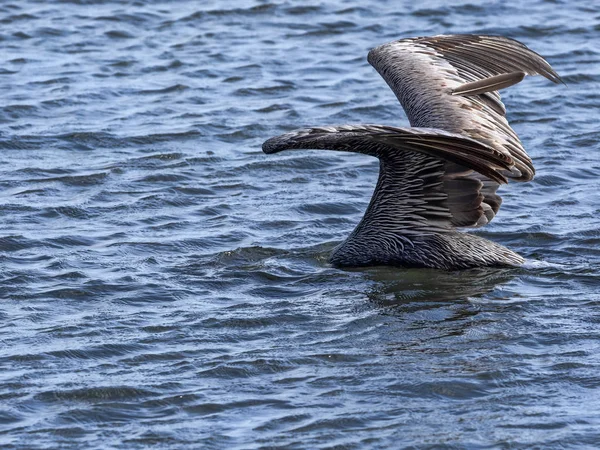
363, 266, 518, 305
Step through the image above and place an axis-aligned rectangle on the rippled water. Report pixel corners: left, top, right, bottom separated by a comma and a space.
1, 0, 599, 448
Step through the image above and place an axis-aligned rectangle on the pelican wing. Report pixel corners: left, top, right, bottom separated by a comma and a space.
367, 34, 561, 182
263, 125, 515, 231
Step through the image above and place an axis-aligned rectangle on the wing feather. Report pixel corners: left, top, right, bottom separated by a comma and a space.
367, 34, 561, 183
452, 72, 526, 96
263, 34, 561, 232
262, 124, 513, 230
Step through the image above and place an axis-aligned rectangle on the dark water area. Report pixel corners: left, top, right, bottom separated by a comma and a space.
1, 0, 599, 448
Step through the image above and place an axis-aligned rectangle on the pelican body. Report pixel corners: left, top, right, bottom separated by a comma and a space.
263, 35, 561, 270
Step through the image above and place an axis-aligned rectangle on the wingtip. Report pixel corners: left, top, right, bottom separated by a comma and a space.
262, 136, 280, 154
366, 46, 380, 67
544, 67, 565, 85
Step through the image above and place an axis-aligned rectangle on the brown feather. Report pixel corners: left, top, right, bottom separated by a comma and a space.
452, 72, 526, 96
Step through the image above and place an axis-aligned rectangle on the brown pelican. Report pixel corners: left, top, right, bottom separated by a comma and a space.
263, 35, 561, 270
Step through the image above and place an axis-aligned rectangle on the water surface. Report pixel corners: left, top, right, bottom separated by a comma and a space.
1, 0, 600, 448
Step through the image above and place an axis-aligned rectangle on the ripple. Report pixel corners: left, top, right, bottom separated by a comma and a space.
36, 386, 158, 402
0, 0, 598, 448
104, 30, 135, 40
137, 84, 189, 95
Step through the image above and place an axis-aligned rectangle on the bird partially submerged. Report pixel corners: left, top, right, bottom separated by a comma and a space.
263, 35, 561, 270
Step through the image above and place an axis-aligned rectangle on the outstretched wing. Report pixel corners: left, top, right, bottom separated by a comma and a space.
263, 125, 515, 231
367, 34, 562, 182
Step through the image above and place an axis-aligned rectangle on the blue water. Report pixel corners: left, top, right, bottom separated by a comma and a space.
1, 0, 599, 448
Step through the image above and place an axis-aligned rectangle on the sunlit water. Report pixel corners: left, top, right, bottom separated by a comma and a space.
1, 0, 599, 448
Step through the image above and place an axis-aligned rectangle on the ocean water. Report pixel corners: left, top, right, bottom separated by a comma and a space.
1, 0, 599, 448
